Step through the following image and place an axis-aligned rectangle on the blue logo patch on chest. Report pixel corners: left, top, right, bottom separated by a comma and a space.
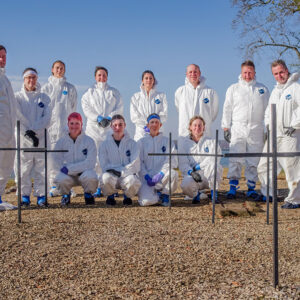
203, 98, 209, 104
82, 148, 88, 156
162, 146, 166, 153
285, 94, 292, 100
38, 102, 44, 108
258, 89, 265, 94
62, 90, 68, 95
126, 150, 131, 157
154, 98, 161, 104
204, 146, 209, 153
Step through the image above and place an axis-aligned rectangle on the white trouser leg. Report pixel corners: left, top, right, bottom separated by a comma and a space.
181, 175, 209, 198
54, 173, 77, 195
138, 182, 159, 206
100, 172, 119, 196
0, 145, 15, 195
19, 152, 34, 196
33, 154, 45, 197
78, 170, 98, 194
227, 139, 246, 180
120, 174, 141, 199
160, 170, 179, 195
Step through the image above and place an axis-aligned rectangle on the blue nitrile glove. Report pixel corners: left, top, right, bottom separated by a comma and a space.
145, 174, 155, 187
188, 170, 193, 175
193, 164, 201, 172
60, 166, 69, 175
144, 125, 150, 133
152, 172, 164, 184
106, 116, 112, 121
97, 115, 104, 123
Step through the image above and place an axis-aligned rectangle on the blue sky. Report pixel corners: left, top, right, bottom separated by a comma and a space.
2, 0, 279, 138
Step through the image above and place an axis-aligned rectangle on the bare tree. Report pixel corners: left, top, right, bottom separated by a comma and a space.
232, 0, 300, 65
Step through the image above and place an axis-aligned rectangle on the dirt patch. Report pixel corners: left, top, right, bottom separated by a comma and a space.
0, 172, 299, 299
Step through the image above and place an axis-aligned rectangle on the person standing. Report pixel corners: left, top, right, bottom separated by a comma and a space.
42, 60, 77, 197
15, 68, 51, 206
221, 60, 269, 199
130, 70, 168, 141
82, 66, 123, 197
258, 60, 300, 209
0, 45, 17, 209
175, 64, 219, 138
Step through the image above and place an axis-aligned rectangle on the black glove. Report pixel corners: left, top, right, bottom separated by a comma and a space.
284, 127, 296, 137
107, 169, 121, 178
25, 130, 39, 147
99, 118, 111, 128
224, 130, 231, 143
191, 171, 202, 183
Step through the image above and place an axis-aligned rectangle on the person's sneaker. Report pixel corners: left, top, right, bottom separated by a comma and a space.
49, 186, 60, 197
84, 193, 95, 205
37, 196, 46, 207
0, 195, 2, 204
210, 190, 220, 204
247, 189, 260, 200
61, 194, 70, 206
123, 195, 133, 206
106, 194, 116, 206
192, 192, 200, 204
160, 194, 169, 207
21, 195, 30, 207
93, 187, 102, 198
281, 202, 300, 209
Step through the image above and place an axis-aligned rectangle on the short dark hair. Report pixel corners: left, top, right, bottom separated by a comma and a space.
111, 114, 125, 123
271, 59, 288, 70
0, 45, 7, 53
241, 60, 255, 69
95, 66, 108, 77
142, 70, 157, 83
22, 67, 38, 75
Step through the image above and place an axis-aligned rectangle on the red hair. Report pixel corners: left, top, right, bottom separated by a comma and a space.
68, 112, 82, 123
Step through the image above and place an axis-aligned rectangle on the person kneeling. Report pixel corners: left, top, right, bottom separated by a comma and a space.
178, 116, 222, 204
99, 115, 141, 206
52, 113, 98, 206
138, 114, 178, 206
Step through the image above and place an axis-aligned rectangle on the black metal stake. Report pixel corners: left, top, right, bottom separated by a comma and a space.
266, 125, 270, 225
212, 130, 218, 224
271, 105, 279, 288
17, 121, 21, 224
169, 132, 172, 209
44, 129, 48, 206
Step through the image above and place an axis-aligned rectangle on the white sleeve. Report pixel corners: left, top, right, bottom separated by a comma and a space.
221, 86, 233, 129
81, 91, 98, 122
211, 89, 219, 122
161, 141, 178, 174
70, 85, 78, 112
160, 93, 168, 124
130, 94, 145, 126
138, 139, 148, 178
108, 90, 123, 118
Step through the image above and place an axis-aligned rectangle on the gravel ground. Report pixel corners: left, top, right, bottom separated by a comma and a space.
0, 172, 299, 299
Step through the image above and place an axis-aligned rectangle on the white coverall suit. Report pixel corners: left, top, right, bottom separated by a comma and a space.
14, 84, 51, 196
130, 85, 168, 141
258, 72, 300, 204
175, 77, 219, 137
0, 68, 17, 196
221, 76, 269, 184
52, 132, 98, 195
138, 133, 178, 206
81, 82, 123, 175
99, 131, 141, 198
42, 75, 77, 187
178, 136, 222, 199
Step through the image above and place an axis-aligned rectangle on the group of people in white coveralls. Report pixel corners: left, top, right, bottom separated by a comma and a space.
0, 44, 299, 210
